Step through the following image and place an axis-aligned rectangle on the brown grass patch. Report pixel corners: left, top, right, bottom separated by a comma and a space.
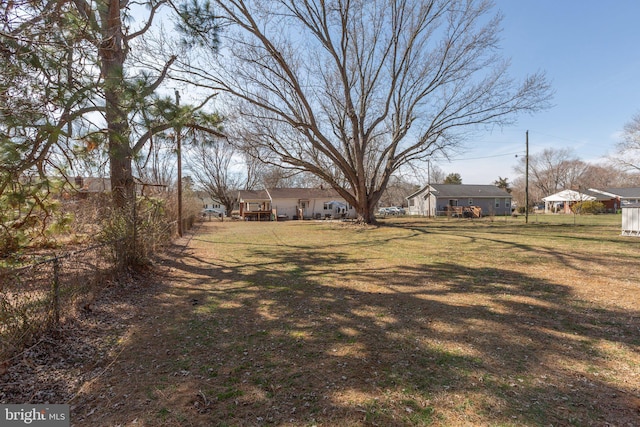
5, 216, 640, 426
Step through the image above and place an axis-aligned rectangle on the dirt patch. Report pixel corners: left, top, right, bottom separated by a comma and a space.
0, 271, 160, 404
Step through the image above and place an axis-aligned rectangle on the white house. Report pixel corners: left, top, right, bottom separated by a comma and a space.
541, 190, 595, 214
237, 187, 357, 220
540, 189, 618, 214
406, 184, 512, 217
196, 193, 226, 215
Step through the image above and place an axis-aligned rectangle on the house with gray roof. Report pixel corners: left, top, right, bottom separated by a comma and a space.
541, 189, 611, 214
237, 187, 356, 220
406, 184, 512, 217
588, 187, 640, 210
541, 187, 640, 214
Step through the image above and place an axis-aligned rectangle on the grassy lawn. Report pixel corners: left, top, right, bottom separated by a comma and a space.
73, 215, 640, 426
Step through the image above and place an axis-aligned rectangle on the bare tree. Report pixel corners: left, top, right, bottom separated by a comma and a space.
581, 163, 628, 189
134, 132, 176, 190
177, 0, 552, 223
379, 176, 420, 207
508, 148, 631, 209
187, 134, 246, 215
612, 112, 640, 173
429, 164, 447, 184
514, 148, 588, 196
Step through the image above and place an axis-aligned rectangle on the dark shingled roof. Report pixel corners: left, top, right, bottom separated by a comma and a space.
237, 189, 270, 201
238, 187, 342, 201
423, 184, 511, 198
266, 187, 341, 199
589, 187, 640, 199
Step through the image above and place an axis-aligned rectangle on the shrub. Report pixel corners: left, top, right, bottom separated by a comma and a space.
571, 200, 605, 215
518, 205, 534, 214
98, 196, 174, 269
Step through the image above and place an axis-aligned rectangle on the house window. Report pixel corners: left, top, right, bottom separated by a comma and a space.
324, 202, 332, 210
409, 198, 415, 207
495, 198, 500, 208
468, 198, 473, 205
505, 199, 511, 208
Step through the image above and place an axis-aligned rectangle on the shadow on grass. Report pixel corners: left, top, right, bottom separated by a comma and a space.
387, 219, 640, 276
74, 222, 640, 426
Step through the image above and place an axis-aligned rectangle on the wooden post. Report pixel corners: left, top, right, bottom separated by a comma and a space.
52, 257, 60, 327
176, 90, 183, 237
525, 130, 529, 224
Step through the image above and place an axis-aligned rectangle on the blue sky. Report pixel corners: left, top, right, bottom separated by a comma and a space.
441, 0, 640, 184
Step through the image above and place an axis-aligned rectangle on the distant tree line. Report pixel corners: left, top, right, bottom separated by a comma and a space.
510, 147, 640, 210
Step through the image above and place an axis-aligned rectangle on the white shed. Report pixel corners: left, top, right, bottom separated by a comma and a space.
621, 203, 640, 236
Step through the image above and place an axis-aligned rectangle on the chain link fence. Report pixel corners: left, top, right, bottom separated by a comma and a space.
0, 242, 118, 363
0, 210, 199, 364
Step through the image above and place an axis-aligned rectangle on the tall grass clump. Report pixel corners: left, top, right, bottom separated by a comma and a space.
99, 197, 165, 269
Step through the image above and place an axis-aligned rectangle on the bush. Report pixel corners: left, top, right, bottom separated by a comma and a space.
98, 196, 175, 268
571, 200, 605, 215
517, 206, 533, 214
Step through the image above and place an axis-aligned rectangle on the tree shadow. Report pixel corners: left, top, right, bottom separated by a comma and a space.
73, 224, 640, 426
386, 219, 640, 276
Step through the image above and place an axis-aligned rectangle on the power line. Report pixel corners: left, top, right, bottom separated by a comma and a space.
446, 151, 524, 162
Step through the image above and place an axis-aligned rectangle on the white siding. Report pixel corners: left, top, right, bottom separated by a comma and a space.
272, 199, 299, 218
622, 205, 640, 236
272, 197, 356, 219
407, 188, 434, 216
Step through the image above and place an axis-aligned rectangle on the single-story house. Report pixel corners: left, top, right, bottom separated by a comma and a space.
406, 184, 512, 217
588, 187, 640, 211
72, 176, 168, 197
541, 189, 605, 214
237, 187, 357, 221
542, 187, 640, 214
72, 176, 111, 197
196, 193, 226, 216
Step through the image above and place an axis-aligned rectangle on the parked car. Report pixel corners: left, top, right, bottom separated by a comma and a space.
387, 207, 400, 215
202, 208, 225, 217
378, 206, 405, 216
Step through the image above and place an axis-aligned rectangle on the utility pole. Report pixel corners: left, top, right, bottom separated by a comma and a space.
427, 159, 431, 217
176, 90, 183, 237
525, 130, 529, 224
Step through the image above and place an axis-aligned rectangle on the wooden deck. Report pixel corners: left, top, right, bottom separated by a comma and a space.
241, 210, 273, 221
